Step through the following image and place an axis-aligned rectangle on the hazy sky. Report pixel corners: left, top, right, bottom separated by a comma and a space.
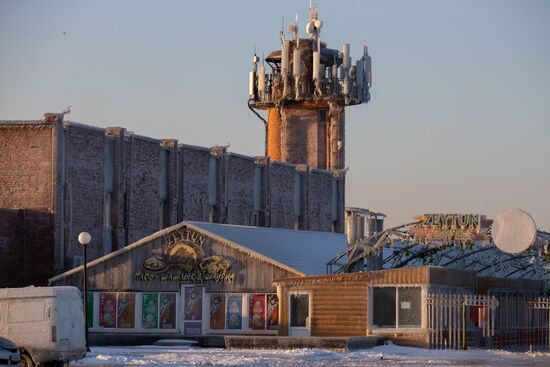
1, 0, 549, 229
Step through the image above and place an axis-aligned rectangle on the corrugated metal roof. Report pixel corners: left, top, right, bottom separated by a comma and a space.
189, 222, 347, 275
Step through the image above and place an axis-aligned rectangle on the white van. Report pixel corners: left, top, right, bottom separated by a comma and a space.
0, 286, 87, 367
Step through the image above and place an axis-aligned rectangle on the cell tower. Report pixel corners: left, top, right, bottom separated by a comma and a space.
248, 3, 371, 171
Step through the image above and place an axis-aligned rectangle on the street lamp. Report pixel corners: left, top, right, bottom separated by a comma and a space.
78, 231, 91, 352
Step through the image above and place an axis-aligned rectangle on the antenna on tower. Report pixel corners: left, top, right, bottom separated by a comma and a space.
280, 17, 286, 43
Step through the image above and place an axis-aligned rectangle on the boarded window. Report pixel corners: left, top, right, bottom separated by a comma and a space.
290, 294, 309, 327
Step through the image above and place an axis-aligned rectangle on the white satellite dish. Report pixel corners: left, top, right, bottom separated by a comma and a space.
491, 209, 537, 254
306, 22, 315, 35
314, 19, 323, 30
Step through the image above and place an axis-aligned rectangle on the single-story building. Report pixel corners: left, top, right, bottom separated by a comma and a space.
274, 266, 545, 347
49, 221, 347, 341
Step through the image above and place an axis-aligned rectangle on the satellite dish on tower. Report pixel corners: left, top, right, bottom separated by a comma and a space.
491, 209, 537, 254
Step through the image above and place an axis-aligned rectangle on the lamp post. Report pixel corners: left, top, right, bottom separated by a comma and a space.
78, 231, 91, 352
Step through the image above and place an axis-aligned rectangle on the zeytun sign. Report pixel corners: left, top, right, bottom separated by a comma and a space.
134, 227, 235, 283
422, 214, 481, 228
409, 214, 491, 245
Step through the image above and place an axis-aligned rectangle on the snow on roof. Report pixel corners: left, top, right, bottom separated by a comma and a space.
189, 222, 348, 275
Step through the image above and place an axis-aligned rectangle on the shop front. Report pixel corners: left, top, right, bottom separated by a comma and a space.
49, 221, 347, 342
275, 266, 545, 347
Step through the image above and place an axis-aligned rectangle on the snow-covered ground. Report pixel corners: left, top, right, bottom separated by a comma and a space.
72, 343, 550, 367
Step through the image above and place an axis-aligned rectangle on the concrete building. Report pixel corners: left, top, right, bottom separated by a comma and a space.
0, 114, 345, 287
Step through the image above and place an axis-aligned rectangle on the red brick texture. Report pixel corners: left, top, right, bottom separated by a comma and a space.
0, 120, 345, 286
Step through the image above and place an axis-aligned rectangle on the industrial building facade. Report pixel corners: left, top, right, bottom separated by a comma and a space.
0, 114, 345, 287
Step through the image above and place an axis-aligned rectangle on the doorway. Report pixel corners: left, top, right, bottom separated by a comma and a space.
181, 285, 205, 336
289, 292, 311, 336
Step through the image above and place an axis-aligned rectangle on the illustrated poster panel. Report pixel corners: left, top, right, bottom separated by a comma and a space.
142, 293, 159, 329
267, 294, 279, 330
249, 294, 266, 330
86, 293, 93, 328
184, 286, 203, 321
226, 295, 242, 330
99, 292, 116, 328
159, 293, 177, 329
117, 292, 135, 328
209, 294, 225, 330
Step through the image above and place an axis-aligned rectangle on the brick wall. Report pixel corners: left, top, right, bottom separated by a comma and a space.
0, 208, 54, 287
269, 162, 296, 229
127, 136, 161, 242
0, 122, 54, 210
225, 154, 256, 226
180, 145, 210, 222
64, 125, 105, 260
0, 120, 345, 286
307, 169, 334, 232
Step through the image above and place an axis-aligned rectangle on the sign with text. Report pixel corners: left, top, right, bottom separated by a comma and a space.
134, 226, 235, 283
409, 214, 491, 245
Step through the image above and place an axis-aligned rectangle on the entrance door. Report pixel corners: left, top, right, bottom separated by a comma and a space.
289, 293, 311, 336
182, 285, 205, 336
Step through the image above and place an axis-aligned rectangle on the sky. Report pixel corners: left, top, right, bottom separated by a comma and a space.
1, 0, 549, 229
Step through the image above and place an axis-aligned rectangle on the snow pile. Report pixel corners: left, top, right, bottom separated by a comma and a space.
74, 343, 550, 367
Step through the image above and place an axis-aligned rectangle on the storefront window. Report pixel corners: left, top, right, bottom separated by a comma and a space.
372, 287, 421, 329
398, 288, 421, 328
184, 286, 203, 321
373, 287, 396, 327
290, 294, 309, 327
116, 293, 136, 328
267, 294, 279, 330
209, 294, 226, 329
99, 292, 116, 328
226, 295, 243, 330
249, 294, 266, 330
159, 293, 177, 329
142, 293, 159, 329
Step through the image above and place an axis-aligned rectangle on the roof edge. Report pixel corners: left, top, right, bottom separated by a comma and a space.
50, 221, 305, 284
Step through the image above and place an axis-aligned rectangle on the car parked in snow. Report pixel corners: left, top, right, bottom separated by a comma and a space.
0, 337, 20, 366
0, 286, 86, 367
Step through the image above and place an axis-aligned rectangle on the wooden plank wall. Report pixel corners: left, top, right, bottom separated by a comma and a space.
50, 225, 299, 293
277, 274, 370, 337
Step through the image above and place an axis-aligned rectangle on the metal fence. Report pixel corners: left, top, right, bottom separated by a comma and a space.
427, 294, 550, 351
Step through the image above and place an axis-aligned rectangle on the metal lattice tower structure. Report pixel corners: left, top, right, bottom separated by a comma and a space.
328, 223, 550, 281
248, 4, 371, 171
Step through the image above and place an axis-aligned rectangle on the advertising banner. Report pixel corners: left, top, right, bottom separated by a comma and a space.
142, 293, 158, 329
249, 294, 266, 330
209, 294, 225, 330
117, 292, 135, 328
267, 294, 279, 330
159, 293, 177, 329
226, 295, 242, 330
184, 286, 203, 321
99, 292, 116, 328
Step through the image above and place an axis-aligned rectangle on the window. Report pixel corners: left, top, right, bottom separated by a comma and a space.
398, 288, 421, 328
209, 293, 278, 332
318, 109, 328, 123
372, 287, 421, 329
372, 287, 396, 327
290, 294, 309, 327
